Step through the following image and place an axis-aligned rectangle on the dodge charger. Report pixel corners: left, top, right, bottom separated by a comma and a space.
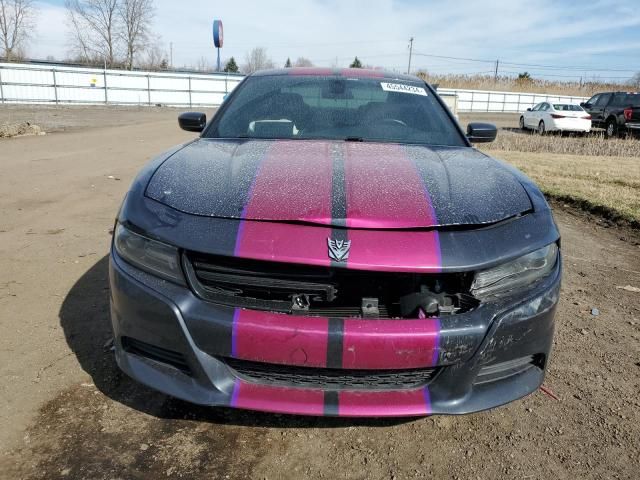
109, 68, 561, 417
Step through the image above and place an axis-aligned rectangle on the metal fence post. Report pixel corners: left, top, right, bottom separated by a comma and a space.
103, 67, 108, 104
517, 94, 521, 112
147, 74, 151, 105
470, 91, 475, 112
52, 68, 59, 104
225, 74, 228, 94
188, 76, 192, 107
0, 67, 4, 104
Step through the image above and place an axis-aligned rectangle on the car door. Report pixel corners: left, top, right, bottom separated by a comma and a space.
581, 94, 599, 119
537, 103, 550, 127
591, 93, 612, 127
526, 103, 541, 128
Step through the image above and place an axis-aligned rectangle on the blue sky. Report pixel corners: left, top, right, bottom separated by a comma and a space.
35, 0, 640, 81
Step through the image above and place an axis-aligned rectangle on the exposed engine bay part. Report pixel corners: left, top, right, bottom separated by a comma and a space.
399, 286, 462, 318
361, 297, 379, 318
184, 252, 480, 319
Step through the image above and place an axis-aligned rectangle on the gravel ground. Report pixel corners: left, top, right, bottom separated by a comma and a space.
0, 107, 638, 479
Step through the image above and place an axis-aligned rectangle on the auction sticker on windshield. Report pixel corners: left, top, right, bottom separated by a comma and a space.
380, 82, 428, 96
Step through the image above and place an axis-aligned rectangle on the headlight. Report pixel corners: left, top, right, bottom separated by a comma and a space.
113, 223, 184, 284
471, 243, 558, 298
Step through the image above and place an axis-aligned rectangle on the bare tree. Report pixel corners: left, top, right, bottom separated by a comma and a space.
65, 0, 120, 66
118, 0, 153, 70
0, 0, 36, 61
139, 41, 167, 70
242, 47, 274, 74
194, 55, 214, 72
630, 72, 640, 89
294, 57, 313, 67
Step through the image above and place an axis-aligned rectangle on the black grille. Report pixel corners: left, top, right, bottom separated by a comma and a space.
223, 357, 440, 390
121, 337, 191, 375
184, 252, 477, 318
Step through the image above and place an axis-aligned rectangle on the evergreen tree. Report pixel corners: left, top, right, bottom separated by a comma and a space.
224, 57, 239, 73
285, 57, 292, 68
349, 56, 362, 68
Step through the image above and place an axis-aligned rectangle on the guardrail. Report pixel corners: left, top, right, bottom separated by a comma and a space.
0, 62, 589, 111
0, 62, 244, 107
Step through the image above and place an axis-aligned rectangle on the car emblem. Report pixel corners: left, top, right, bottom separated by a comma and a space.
328, 238, 351, 262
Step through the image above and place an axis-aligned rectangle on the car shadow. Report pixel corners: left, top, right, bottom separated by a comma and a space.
59, 255, 412, 429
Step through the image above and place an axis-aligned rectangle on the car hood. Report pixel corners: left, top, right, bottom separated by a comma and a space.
146, 139, 532, 229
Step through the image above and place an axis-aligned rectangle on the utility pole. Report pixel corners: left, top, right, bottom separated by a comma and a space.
494, 59, 499, 82
170, 42, 173, 69
407, 37, 414, 75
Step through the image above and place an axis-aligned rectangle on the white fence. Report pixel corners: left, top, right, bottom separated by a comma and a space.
437, 87, 588, 113
0, 62, 244, 107
0, 61, 589, 111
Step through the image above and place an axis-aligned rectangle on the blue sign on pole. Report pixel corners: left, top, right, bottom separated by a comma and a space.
213, 19, 223, 71
213, 20, 223, 48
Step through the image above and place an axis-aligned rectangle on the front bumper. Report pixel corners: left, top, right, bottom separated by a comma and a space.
109, 249, 561, 417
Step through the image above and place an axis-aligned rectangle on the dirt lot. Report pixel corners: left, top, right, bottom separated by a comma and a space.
1, 107, 639, 479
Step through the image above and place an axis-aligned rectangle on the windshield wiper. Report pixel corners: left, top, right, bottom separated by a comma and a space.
344, 136, 364, 142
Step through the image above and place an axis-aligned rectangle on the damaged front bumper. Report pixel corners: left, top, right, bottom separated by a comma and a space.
109, 248, 561, 417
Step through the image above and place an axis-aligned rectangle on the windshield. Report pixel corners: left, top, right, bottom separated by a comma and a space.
553, 104, 583, 111
206, 74, 466, 147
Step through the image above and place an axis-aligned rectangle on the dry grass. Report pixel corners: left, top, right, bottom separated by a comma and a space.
487, 150, 640, 225
483, 129, 640, 158
418, 72, 629, 97
0, 122, 42, 138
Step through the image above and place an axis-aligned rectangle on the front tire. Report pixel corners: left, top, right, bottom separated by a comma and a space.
605, 119, 617, 139
538, 120, 546, 135
519, 116, 526, 130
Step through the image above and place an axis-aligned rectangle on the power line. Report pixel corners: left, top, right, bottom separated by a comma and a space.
499, 60, 636, 73
496, 67, 633, 80
412, 51, 495, 64
412, 50, 638, 73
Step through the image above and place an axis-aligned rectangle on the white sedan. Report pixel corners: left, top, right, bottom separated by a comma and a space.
520, 102, 591, 134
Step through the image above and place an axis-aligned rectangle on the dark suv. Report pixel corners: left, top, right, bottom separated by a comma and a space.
581, 92, 640, 138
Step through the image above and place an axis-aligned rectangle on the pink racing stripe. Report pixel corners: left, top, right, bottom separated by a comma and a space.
231, 381, 325, 416
342, 319, 440, 369
344, 143, 436, 228
344, 142, 441, 271
235, 140, 333, 266
235, 221, 333, 266
338, 388, 430, 417
233, 309, 330, 367
346, 229, 441, 272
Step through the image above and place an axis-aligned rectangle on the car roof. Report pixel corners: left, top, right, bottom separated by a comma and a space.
250, 67, 424, 83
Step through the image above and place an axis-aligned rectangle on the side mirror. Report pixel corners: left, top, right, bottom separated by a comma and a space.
526, 107, 532, 111
178, 112, 206, 132
467, 122, 497, 143
580, 102, 590, 109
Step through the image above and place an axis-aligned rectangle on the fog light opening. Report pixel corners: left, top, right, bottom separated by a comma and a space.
475, 354, 545, 385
